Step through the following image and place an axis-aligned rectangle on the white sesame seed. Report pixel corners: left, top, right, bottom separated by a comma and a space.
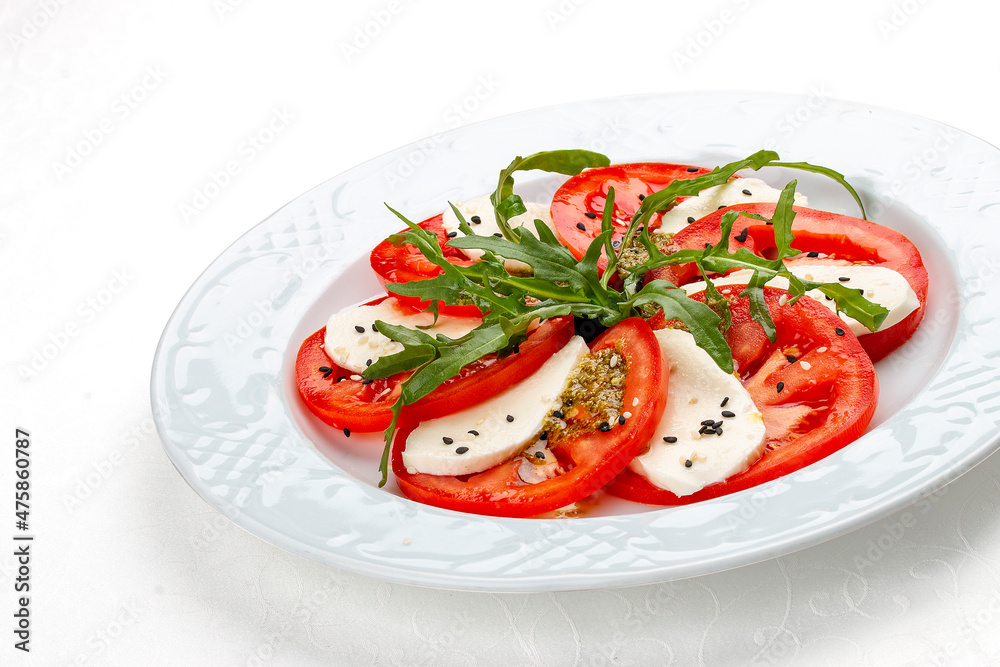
817, 346, 827, 353
609, 354, 619, 368
623, 412, 632, 419
349, 374, 362, 381
632, 397, 639, 407
778, 294, 788, 307
800, 361, 812, 370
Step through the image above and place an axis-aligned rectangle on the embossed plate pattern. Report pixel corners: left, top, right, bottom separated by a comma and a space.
151, 92, 1000, 592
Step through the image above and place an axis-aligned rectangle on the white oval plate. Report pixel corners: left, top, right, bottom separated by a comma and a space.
151, 91, 1000, 592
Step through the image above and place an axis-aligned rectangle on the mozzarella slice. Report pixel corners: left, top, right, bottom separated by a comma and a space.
402, 336, 589, 477
441, 194, 553, 273
323, 298, 481, 374
658, 178, 807, 235
682, 261, 919, 337
630, 329, 766, 497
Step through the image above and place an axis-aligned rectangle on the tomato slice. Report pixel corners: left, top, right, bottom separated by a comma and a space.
549, 163, 713, 267
369, 213, 483, 317
392, 318, 669, 517
295, 313, 575, 433
648, 203, 928, 361
607, 286, 878, 505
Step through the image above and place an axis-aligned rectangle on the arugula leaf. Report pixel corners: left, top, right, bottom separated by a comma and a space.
490, 149, 610, 235
769, 160, 867, 220
629, 281, 734, 373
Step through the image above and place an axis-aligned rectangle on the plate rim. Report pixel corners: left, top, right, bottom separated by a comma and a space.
151, 89, 1000, 592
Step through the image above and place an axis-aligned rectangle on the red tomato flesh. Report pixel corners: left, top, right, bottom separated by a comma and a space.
607, 286, 878, 505
295, 313, 574, 433
369, 213, 483, 317
648, 203, 928, 361
392, 318, 669, 518
549, 163, 713, 269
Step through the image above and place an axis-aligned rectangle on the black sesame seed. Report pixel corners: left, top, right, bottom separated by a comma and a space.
721, 410, 736, 418
859, 288, 865, 295
319, 365, 332, 373
776, 381, 785, 393
638, 193, 646, 200
806, 251, 819, 258
742, 188, 752, 196
534, 451, 545, 459
585, 211, 597, 219
713, 420, 723, 429
354, 325, 365, 333
343, 428, 351, 437
685, 459, 693, 467
664, 436, 678, 443
442, 436, 453, 445
576, 222, 587, 231
366, 358, 373, 367
455, 446, 469, 455
539, 431, 547, 440
786, 354, 797, 363
467, 430, 479, 436
612, 240, 621, 248
686, 167, 699, 173
446, 231, 458, 238
470, 215, 481, 224
705, 242, 712, 249
701, 419, 716, 426
599, 422, 612, 432
720, 396, 730, 407
835, 327, 845, 336
838, 276, 850, 282
687, 216, 696, 224
715, 427, 723, 436
336, 376, 346, 383
618, 415, 626, 425
717, 205, 726, 210
553, 410, 564, 419
825, 295, 834, 301
361, 379, 374, 385
565, 398, 573, 406
506, 414, 515, 422
698, 425, 712, 435
493, 232, 503, 237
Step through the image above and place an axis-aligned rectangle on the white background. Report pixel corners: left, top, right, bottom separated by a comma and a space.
3, 0, 1000, 665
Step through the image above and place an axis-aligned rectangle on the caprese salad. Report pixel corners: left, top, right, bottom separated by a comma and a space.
294, 149, 927, 518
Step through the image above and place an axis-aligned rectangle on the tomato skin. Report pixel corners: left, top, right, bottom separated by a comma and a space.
550, 163, 713, 267
647, 203, 928, 361
608, 287, 878, 506
369, 214, 483, 317
392, 318, 669, 518
295, 314, 575, 433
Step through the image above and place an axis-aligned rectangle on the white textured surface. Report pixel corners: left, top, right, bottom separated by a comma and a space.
5, 1, 1000, 665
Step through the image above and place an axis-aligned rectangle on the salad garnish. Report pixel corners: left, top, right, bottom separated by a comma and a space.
363, 149, 887, 486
